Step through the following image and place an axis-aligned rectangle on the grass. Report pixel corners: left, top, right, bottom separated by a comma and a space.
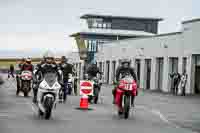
0, 61, 39, 69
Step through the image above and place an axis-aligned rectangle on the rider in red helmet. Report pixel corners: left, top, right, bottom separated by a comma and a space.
21, 58, 34, 72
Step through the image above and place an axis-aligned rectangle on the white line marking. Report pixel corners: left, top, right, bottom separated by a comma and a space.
136, 105, 199, 133
25, 101, 38, 115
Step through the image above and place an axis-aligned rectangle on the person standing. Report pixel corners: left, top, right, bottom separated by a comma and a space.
180, 71, 188, 96
8, 64, 15, 79
169, 72, 181, 95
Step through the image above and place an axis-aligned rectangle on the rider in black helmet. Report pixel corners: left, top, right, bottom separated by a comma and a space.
58, 56, 75, 97
32, 50, 63, 104
86, 62, 102, 80
112, 58, 138, 106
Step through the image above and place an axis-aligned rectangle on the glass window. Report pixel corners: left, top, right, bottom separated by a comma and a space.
107, 23, 111, 28
97, 23, 103, 28
91, 40, 94, 52
96, 43, 99, 52
103, 23, 107, 28
92, 40, 97, 52
93, 22, 98, 28
88, 40, 92, 52
183, 57, 187, 73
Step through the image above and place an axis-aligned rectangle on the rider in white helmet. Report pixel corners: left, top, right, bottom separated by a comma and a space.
32, 50, 63, 103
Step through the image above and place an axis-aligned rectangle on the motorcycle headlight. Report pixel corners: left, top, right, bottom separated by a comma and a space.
39, 81, 50, 90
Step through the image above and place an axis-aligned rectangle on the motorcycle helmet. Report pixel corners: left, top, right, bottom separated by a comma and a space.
26, 57, 32, 64
43, 50, 55, 62
121, 58, 131, 64
21, 58, 25, 64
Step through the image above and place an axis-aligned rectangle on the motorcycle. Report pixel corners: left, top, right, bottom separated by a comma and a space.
73, 76, 79, 96
19, 70, 33, 97
115, 75, 137, 119
67, 73, 73, 95
88, 77, 101, 104
37, 72, 61, 119
59, 73, 73, 103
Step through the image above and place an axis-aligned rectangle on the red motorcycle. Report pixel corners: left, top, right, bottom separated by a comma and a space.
19, 70, 33, 97
115, 76, 137, 119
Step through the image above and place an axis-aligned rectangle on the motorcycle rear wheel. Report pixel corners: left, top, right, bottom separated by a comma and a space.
118, 110, 123, 115
24, 91, 28, 97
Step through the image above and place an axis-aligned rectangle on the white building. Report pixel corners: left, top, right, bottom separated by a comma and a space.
71, 18, 200, 94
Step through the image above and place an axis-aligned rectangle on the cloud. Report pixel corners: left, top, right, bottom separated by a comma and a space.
0, 0, 199, 55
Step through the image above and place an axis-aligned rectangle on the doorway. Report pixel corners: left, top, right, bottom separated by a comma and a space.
135, 59, 141, 86
145, 59, 151, 89
195, 66, 200, 94
156, 58, 164, 90
106, 61, 110, 84
112, 61, 116, 82
169, 57, 178, 73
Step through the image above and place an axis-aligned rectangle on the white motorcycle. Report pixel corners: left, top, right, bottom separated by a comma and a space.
37, 72, 61, 119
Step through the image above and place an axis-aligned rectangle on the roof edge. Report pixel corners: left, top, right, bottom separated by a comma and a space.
102, 31, 182, 45
80, 14, 163, 21
182, 18, 200, 24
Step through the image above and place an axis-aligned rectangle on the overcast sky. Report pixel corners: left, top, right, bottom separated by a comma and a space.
0, 0, 199, 57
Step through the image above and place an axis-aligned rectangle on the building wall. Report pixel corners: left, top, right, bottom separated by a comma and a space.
98, 33, 182, 59
71, 19, 200, 94
182, 21, 200, 56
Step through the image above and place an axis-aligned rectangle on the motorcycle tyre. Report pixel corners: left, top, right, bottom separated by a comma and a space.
124, 95, 130, 119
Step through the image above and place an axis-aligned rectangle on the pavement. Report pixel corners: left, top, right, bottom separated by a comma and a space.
0, 74, 200, 133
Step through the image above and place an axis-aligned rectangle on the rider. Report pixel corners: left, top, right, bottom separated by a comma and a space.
86, 62, 101, 80
58, 56, 75, 95
32, 51, 63, 104
16, 58, 25, 95
112, 59, 138, 107
21, 58, 34, 72
19, 58, 34, 93
86, 62, 102, 102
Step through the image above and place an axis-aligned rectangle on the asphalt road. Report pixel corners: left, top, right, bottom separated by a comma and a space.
0, 75, 198, 133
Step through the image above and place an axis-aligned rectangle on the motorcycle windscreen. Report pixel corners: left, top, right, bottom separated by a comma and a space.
44, 73, 57, 87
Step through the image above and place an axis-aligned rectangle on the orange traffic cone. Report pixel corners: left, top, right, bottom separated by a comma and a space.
75, 95, 93, 110
80, 95, 89, 109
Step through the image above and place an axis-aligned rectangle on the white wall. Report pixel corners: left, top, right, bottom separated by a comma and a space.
182, 21, 200, 56
97, 33, 183, 62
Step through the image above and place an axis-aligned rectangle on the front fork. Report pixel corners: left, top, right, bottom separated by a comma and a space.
116, 90, 133, 111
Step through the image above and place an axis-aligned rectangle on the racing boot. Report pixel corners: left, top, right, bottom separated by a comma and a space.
32, 87, 38, 104
131, 96, 135, 107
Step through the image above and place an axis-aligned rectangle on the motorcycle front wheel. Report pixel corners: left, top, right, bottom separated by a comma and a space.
93, 86, 100, 104
44, 97, 53, 120
123, 95, 130, 119
22, 81, 29, 97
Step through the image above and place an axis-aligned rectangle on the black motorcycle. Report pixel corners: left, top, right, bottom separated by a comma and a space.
59, 74, 73, 103
88, 77, 101, 104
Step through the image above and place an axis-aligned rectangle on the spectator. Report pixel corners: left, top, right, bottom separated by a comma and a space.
169, 72, 181, 95
8, 64, 15, 79
180, 70, 188, 96
0, 75, 4, 85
